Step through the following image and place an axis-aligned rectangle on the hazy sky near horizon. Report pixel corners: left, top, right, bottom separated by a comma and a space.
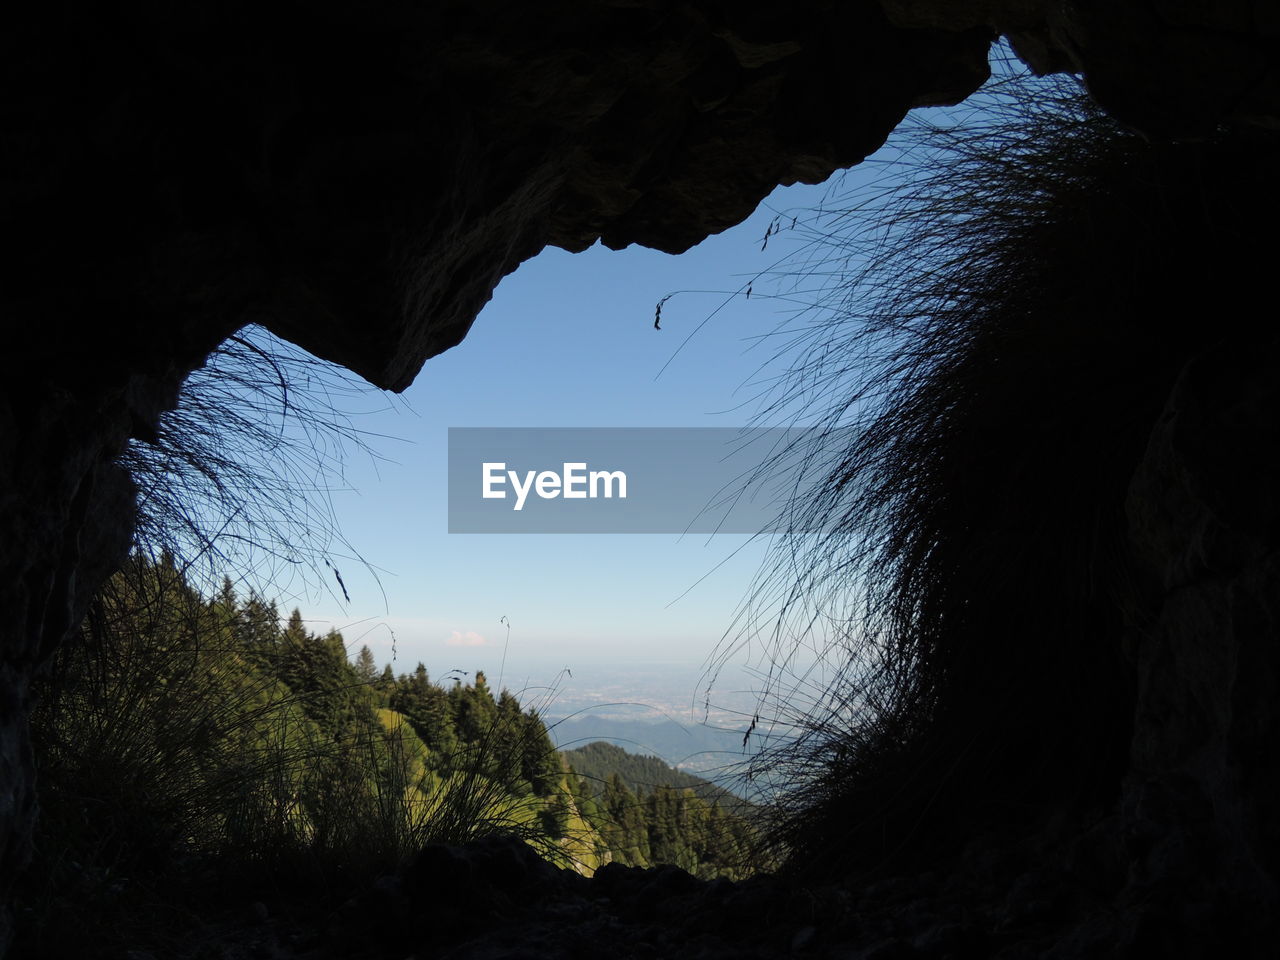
254, 173, 860, 685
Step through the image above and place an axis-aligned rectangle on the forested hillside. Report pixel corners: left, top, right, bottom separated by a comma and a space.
562, 740, 743, 806
22, 553, 760, 956
562, 742, 759, 879
28, 554, 597, 892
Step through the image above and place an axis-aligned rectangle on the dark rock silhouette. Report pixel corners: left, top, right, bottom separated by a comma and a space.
879, 0, 1280, 137
2, 2, 1280, 955
734, 110, 1280, 954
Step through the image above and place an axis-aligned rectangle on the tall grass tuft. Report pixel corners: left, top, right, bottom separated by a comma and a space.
120, 324, 396, 601
717, 61, 1280, 877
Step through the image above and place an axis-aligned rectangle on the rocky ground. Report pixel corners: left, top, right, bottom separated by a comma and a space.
146, 827, 1261, 960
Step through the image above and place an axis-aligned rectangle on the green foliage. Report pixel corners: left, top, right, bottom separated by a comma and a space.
21, 557, 765, 956
567, 745, 761, 880
562, 741, 744, 807
390, 663, 459, 757
26, 557, 590, 899
354, 644, 379, 683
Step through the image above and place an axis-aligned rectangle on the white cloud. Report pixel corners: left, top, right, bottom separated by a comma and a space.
446, 630, 487, 647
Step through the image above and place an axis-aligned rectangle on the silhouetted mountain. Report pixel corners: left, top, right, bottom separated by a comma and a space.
550, 717, 749, 785
562, 741, 748, 810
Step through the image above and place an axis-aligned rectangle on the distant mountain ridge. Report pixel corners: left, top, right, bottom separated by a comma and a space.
562, 740, 750, 812
549, 715, 747, 774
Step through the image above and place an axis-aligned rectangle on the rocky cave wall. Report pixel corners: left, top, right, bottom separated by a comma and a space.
2, 0, 1279, 951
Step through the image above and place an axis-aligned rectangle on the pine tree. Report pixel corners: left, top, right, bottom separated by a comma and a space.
274, 612, 361, 735
450, 673, 497, 745
235, 590, 281, 659
354, 644, 378, 683
378, 663, 396, 696
390, 664, 459, 759
520, 709, 561, 796
602, 773, 650, 866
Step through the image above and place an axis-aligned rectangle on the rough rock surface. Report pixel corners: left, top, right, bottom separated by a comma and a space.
195, 832, 1269, 959
877, 1, 1280, 137
1118, 335, 1280, 946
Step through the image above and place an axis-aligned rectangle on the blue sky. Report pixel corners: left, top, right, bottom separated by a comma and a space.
270, 175, 854, 683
